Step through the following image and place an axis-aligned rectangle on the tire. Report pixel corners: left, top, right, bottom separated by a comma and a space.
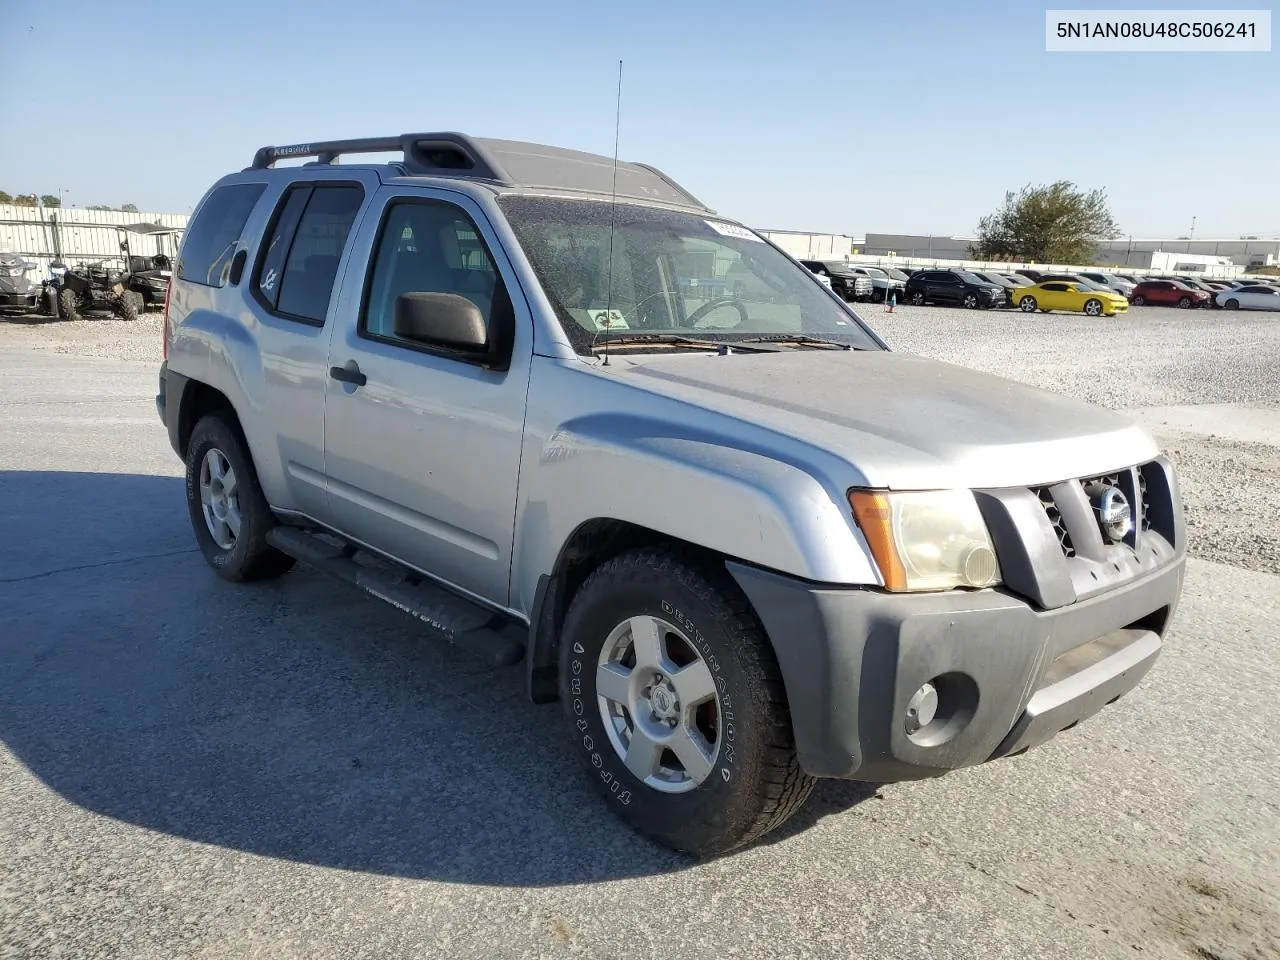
560, 546, 815, 857
43, 287, 60, 318
58, 287, 83, 322
962, 292, 979, 309
185, 412, 296, 582
1083, 298, 1103, 317
1225, 298, 1240, 310
909, 290, 926, 306
1019, 295, 1037, 312
1131, 295, 1146, 306
1177, 296, 1192, 309
114, 293, 140, 322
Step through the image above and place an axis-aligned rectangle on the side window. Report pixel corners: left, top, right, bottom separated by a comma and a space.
1043, 282, 1068, 292
255, 185, 313, 310
177, 182, 265, 287
261, 184, 364, 324
361, 199, 506, 347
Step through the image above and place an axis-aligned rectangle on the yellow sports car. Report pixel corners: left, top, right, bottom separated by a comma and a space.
1014, 281, 1129, 317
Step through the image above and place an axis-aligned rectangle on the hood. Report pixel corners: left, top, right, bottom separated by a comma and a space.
619, 350, 1157, 490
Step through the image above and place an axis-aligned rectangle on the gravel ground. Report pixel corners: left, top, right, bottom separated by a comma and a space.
1, 306, 1278, 959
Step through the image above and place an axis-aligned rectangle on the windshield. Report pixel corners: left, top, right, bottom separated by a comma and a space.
955, 272, 988, 284
499, 196, 882, 353
881, 267, 909, 281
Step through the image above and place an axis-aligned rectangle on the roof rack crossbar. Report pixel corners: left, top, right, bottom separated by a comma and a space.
250, 132, 512, 183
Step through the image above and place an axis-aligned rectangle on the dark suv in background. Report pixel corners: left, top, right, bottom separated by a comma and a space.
905, 270, 1007, 309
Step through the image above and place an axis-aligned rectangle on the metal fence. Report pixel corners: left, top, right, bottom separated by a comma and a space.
0, 204, 189, 278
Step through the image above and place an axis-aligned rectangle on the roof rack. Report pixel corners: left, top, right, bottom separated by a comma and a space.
249, 132, 711, 212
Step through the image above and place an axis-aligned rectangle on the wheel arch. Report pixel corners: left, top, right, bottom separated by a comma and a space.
526, 519, 725, 703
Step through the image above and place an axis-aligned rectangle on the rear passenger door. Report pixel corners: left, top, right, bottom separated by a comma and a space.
930, 272, 962, 303
244, 174, 375, 521
320, 187, 532, 607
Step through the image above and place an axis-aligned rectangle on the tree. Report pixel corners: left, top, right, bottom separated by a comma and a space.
121, 203, 138, 213
970, 181, 1120, 264
0, 191, 11, 203
11, 193, 38, 207
40, 194, 60, 208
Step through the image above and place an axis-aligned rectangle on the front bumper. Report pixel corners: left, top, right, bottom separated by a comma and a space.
0, 291, 39, 310
728, 555, 1183, 781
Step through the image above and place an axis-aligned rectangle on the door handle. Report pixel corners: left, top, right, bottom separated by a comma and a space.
329, 364, 367, 387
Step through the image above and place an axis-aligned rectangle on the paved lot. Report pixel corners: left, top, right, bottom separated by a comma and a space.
2, 306, 1278, 960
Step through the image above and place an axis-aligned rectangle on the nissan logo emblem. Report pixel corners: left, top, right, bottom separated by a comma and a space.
1093, 486, 1133, 543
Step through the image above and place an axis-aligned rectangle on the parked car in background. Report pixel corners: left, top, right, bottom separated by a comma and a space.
799, 261, 874, 302
840, 265, 906, 303
1000, 273, 1033, 289
1216, 284, 1280, 311
1078, 271, 1136, 297
1129, 279, 1211, 309
1013, 281, 1129, 317
971, 272, 1022, 295
1014, 269, 1044, 282
905, 270, 1007, 308
880, 266, 912, 288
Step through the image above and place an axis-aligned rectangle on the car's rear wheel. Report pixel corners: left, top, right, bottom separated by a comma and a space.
185, 412, 296, 582
1177, 296, 1192, 309
1019, 296, 1037, 312
1131, 295, 1146, 306
560, 546, 814, 857
1224, 298, 1240, 310
962, 292, 979, 309
1084, 298, 1103, 317
909, 290, 926, 306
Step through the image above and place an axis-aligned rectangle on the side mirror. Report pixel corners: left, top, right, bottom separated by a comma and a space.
394, 292, 488, 352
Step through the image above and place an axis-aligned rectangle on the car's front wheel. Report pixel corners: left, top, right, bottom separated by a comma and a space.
1131, 295, 1146, 306
909, 290, 926, 306
962, 292, 979, 309
1019, 296, 1037, 312
1084, 298, 1103, 317
560, 547, 814, 856
1177, 296, 1192, 309
1224, 298, 1240, 310
185, 412, 296, 582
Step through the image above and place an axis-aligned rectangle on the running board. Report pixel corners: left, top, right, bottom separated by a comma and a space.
267, 526, 525, 666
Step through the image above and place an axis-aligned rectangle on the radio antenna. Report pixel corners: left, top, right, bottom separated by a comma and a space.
601, 59, 623, 367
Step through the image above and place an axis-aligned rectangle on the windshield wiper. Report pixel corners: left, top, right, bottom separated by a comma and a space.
589, 334, 775, 354
735, 335, 862, 351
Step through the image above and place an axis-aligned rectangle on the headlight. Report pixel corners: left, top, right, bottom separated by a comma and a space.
848, 489, 1001, 592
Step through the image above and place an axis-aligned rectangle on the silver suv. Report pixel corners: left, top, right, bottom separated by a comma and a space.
156, 132, 1185, 856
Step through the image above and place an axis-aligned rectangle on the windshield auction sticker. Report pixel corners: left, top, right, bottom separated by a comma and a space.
704, 220, 764, 242
1046, 9, 1271, 50
586, 309, 630, 330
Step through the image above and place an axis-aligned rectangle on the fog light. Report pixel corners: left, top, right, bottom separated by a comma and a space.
904, 682, 938, 735
905, 672, 980, 747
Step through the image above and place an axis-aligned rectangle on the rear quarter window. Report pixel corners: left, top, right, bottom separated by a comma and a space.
177, 183, 266, 287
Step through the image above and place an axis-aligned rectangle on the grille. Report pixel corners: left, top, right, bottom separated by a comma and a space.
1138, 470, 1151, 532
1036, 487, 1075, 558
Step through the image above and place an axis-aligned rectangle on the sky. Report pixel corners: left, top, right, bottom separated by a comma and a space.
1, 0, 1276, 239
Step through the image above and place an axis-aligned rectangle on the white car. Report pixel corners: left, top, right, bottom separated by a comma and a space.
1216, 284, 1280, 311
